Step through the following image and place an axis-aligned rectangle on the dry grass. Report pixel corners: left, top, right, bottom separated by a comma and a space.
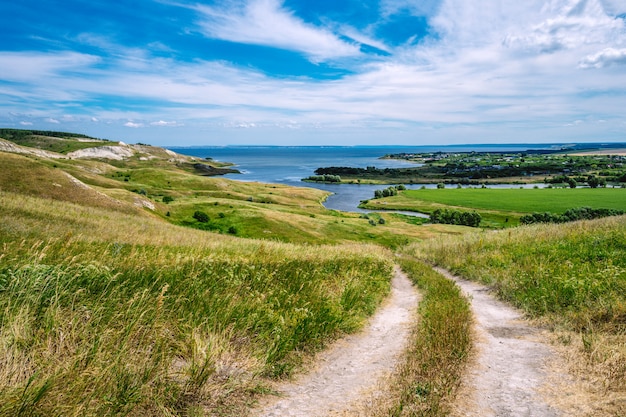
0, 186, 396, 416
366, 258, 472, 416
404, 216, 626, 415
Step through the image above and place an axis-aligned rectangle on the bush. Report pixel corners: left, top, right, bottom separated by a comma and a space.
430, 208, 481, 227
373, 186, 400, 199
192, 211, 209, 223
162, 196, 174, 204
304, 174, 341, 183
520, 206, 625, 225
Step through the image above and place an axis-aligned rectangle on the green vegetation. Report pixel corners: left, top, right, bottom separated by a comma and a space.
373, 184, 405, 199
361, 187, 626, 228
403, 216, 626, 409
302, 174, 341, 183
520, 206, 624, 224
430, 208, 482, 227
370, 258, 471, 416
0, 128, 112, 154
0, 131, 451, 415
0, 190, 393, 416
314, 149, 626, 185
3, 131, 625, 415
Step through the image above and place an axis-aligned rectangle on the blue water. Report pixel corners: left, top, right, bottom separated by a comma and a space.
171, 145, 551, 213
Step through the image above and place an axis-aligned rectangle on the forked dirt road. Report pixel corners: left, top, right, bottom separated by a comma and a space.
253, 267, 420, 417
254, 266, 581, 417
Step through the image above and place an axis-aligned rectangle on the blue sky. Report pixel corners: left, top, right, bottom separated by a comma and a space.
1, 0, 626, 146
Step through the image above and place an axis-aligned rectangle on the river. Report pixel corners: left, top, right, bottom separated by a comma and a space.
170, 145, 549, 215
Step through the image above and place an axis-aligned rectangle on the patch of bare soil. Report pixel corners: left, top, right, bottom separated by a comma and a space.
436, 268, 596, 417
252, 267, 419, 417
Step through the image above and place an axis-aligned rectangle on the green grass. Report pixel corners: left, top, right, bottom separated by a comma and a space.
370, 258, 472, 417
362, 188, 626, 227
0, 151, 439, 247
403, 215, 626, 406
0, 130, 112, 154
8, 135, 626, 415
0, 190, 394, 416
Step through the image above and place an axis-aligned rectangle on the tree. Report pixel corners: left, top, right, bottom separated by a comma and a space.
193, 211, 209, 223
567, 177, 577, 189
586, 175, 606, 188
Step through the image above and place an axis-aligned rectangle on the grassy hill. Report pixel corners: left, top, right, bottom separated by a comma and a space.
0, 130, 464, 415
403, 216, 626, 412
0, 131, 401, 415
1, 130, 624, 416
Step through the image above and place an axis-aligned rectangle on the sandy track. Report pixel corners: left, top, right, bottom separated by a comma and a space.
253, 267, 419, 417
436, 268, 563, 417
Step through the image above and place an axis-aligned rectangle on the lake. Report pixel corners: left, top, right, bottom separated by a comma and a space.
170, 145, 551, 214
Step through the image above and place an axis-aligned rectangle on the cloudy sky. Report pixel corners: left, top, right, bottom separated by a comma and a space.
1, 0, 625, 146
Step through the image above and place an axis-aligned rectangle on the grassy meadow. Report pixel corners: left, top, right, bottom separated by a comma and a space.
2, 132, 626, 416
0, 136, 463, 416
0, 190, 394, 416
362, 187, 626, 227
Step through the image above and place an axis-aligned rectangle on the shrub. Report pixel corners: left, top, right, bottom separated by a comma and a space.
430, 208, 481, 227
192, 211, 209, 223
520, 206, 625, 225
372, 186, 400, 199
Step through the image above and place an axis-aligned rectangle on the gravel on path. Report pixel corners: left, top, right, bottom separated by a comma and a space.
253, 267, 420, 417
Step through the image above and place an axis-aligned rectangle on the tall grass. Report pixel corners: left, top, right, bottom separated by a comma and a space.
403, 215, 626, 405
370, 258, 472, 417
0, 191, 393, 416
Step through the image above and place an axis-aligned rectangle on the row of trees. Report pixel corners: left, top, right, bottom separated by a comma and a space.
304, 174, 342, 183
373, 185, 406, 199
430, 209, 482, 227
546, 175, 608, 188
520, 207, 624, 225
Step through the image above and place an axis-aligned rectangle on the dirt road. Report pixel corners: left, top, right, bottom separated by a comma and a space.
436, 268, 562, 417
253, 267, 419, 417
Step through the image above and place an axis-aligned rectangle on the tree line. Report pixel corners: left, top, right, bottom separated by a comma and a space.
520, 207, 624, 225
430, 209, 482, 227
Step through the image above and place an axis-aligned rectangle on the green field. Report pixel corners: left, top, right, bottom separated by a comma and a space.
362, 187, 626, 227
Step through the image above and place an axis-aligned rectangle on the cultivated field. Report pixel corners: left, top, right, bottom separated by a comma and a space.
362, 187, 626, 227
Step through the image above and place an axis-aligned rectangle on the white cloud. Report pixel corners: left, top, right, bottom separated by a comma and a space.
0, 51, 99, 82
194, 0, 360, 62
600, 0, 626, 15
3, 1, 626, 145
579, 47, 626, 68
46, 118, 60, 124
151, 120, 180, 126
20, 121, 33, 126
337, 25, 392, 53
